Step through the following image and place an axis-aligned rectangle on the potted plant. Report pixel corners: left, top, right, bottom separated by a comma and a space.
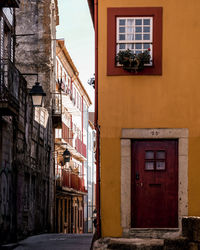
116, 48, 151, 72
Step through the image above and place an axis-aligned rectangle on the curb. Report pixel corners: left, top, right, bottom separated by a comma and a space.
0, 243, 19, 249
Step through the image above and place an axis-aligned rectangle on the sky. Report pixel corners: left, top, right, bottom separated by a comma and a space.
56, 0, 95, 111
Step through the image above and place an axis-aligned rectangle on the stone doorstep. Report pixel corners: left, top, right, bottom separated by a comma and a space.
108, 238, 164, 249
93, 238, 164, 250
93, 237, 191, 250
129, 228, 180, 239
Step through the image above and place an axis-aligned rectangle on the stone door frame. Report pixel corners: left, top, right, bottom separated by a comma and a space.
121, 128, 188, 236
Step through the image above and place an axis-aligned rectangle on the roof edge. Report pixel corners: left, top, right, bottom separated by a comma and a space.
87, 0, 94, 25
56, 39, 92, 106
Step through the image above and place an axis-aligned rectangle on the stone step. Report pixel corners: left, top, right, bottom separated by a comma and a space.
92, 237, 190, 250
163, 237, 189, 250
93, 238, 164, 250
182, 216, 200, 243
129, 229, 180, 239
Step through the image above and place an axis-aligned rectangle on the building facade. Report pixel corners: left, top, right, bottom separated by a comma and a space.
0, 0, 58, 244
88, 0, 200, 239
55, 39, 92, 234
84, 113, 96, 233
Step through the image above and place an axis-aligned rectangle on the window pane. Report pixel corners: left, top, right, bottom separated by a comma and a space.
135, 19, 142, 25
119, 43, 126, 49
127, 27, 134, 33
127, 19, 134, 25
145, 151, 154, 159
127, 34, 134, 40
145, 162, 154, 170
144, 19, 150, 25
135, 43, 142, 49
119, 34, 125, 40
143, 34, 150, 40
135, 34, 142, 40
119, 27, 125, 33
135, 27, 142, 33
143, 27, 150, 32
143, 43, 151, 49
119, 19, 125, 25
136, 50, 141, 54
156, 151, 165, 159
126, 44, 134, 49
156, 161, 165, 170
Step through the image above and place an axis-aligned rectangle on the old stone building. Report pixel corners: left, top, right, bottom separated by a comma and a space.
0, 0, 58, 244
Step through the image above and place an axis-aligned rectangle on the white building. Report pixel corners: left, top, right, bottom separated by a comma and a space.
54, 39, 92, 234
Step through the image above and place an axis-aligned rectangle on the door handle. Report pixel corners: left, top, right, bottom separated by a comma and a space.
136, 182, 143, 187
135, 173, 140, 180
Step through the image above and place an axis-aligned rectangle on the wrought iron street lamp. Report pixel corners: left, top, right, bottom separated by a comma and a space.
29, 82, 46, 107
63, 148, 71, 163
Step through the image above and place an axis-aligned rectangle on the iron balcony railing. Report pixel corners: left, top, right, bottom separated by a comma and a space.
75, 138, 87, 158
62, 122, 73, 147
52, 92, 62, 115
0, 59, 20, 113
57, 169, 87, 193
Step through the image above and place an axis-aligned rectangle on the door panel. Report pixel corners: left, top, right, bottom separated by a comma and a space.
131, 140, 178, 228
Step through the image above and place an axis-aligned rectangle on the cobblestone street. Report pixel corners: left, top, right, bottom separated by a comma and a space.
14, 234, 93, 250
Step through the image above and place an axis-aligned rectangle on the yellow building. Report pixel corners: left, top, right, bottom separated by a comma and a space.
88, 0, 200, 238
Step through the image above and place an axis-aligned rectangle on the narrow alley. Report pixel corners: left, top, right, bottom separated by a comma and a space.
13, 234, 93, 250
2, 0, 200, 249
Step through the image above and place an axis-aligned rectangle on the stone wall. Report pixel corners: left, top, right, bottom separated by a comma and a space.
0, 116, 16, 244
0, 0, 57, 244
14, 0, 56, 237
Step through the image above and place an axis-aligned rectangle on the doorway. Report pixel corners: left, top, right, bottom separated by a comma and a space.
131, 140, 178, 228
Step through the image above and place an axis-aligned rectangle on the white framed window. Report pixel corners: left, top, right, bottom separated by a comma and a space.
117, 17, 153, 62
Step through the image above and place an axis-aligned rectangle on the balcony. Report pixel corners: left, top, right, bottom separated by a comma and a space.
75, 138, 87, 158
52, 92, 62, 128
62, 123, 73, 147
57, 169, 87, 193
0, 0, 20, 7
0, 59, 20, 115
62, 88, 80, 116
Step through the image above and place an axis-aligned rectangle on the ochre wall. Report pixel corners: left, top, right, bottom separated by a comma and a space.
98, 0, 200, 237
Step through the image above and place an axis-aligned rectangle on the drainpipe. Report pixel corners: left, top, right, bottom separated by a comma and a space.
94, 0, 101, 238
86, 107, 89, 233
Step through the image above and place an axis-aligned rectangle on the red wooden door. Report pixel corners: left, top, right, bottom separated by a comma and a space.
131, 140, 178, 228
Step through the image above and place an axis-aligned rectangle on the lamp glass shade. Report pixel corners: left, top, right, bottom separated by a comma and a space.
29, 82, 46, 107
63, 149, 71, 157
32, 95, 43, 107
